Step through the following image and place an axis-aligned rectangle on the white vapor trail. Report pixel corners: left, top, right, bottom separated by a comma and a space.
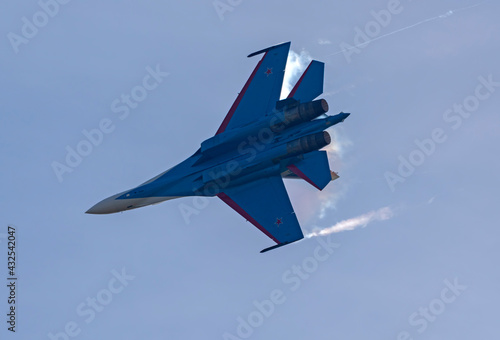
280, 50, 312, 99
306, 206, 394, 238
329, 2, 488, 57
315, 129, 352, 219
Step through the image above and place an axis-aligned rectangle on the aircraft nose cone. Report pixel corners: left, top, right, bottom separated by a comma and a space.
85, 204, 107, 214
86, 193, 123, 214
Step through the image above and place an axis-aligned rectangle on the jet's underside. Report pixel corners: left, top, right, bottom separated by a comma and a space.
87, 42, 350, 253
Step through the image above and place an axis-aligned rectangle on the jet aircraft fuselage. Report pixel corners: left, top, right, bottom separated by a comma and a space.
87, 42, 350, 253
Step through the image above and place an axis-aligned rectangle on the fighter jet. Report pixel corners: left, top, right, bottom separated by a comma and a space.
86, 42, 350, 253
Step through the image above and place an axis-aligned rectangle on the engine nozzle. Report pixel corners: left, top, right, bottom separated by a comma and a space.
272, 131, 331, 163
271, 99, 329, 132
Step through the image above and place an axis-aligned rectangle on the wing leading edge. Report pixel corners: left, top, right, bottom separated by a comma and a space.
216, 42, 291, 135
217, 175, 304, 252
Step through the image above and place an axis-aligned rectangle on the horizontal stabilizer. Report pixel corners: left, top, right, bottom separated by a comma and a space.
287, 60, 324, 102
286, 150, 332, 191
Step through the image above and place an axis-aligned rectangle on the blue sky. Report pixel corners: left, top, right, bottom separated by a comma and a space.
1, 0, 499, 339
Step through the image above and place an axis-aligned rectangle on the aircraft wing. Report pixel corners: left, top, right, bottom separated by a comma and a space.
216, 42, 291, 135
217, 175, 304, 253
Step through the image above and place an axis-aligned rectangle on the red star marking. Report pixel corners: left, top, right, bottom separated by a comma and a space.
275, 218, 283, 227
265, 68, 273, 76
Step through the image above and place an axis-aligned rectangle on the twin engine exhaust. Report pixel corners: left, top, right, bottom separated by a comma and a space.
286, 131, 331, 157
271, 99, 329, 132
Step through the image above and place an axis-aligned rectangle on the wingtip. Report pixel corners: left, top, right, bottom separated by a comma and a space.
247, 41, 291, 58
260, 238, 303, 253
260, 243, 283, 253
